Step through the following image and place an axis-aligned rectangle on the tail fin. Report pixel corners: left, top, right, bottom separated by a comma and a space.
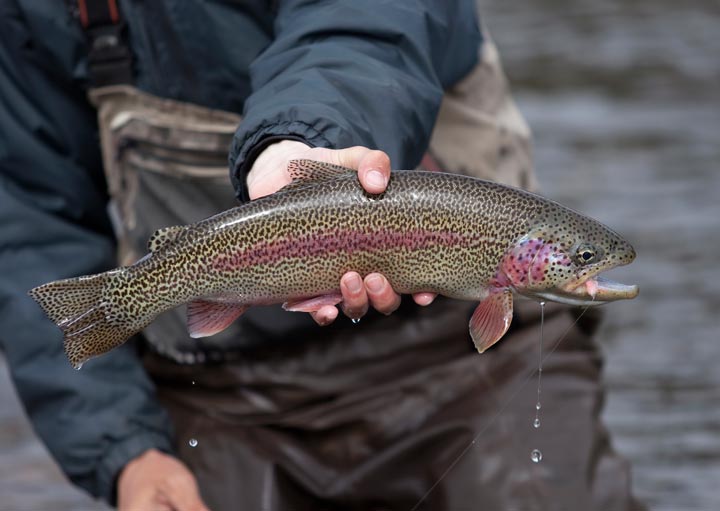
28, 272, 134, 369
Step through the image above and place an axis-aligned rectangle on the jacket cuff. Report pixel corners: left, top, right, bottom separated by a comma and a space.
97, 431, 174, 505
229, 121, 334, 202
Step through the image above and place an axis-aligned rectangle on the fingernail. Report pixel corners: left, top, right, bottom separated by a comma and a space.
365, 274, 383, 293
366, 169, 387, 190
346, 274, 362, 294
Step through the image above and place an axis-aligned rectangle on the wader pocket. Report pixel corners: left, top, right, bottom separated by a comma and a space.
90, 85, 253, 362
90, 86, 241, 265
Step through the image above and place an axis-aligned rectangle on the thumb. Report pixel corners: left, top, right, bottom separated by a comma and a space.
333, 146, 391, 194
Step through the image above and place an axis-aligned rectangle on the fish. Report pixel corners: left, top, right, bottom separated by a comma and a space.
29, 160, 639, 368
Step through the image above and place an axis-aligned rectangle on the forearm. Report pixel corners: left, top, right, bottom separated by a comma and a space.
0, 181, 174, 503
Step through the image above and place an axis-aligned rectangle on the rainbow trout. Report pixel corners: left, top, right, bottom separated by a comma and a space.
30, 160, 638, 368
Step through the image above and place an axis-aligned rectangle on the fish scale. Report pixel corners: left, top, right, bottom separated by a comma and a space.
29, 160, 638, 368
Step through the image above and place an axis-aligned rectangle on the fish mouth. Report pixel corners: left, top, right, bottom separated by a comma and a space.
541, 273, 639, 306
569, 275, 638, 303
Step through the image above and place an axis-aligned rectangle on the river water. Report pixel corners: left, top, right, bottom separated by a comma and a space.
1, 1, 718, 509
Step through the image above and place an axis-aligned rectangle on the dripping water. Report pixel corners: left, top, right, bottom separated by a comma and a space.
351, 318, 361, 324
410, 303, 593, 511
531, 449, 543, 463
531, 301, 546, 462
188, 438, 198, 447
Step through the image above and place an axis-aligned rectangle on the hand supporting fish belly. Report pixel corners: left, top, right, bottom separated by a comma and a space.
29, 160, 638, 368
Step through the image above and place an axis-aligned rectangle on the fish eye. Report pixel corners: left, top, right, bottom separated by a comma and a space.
575, 244, 597, 264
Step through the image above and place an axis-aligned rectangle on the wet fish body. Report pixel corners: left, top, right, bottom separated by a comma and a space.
29, 161, 638, 368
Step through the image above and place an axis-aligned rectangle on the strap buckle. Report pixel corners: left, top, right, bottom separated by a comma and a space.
76, 0, 133, 87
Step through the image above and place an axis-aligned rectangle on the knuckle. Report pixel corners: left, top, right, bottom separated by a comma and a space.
366, 150, 391, 172
370, 290, 400, 315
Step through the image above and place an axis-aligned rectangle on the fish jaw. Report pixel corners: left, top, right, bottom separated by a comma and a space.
532, 276, 639, 306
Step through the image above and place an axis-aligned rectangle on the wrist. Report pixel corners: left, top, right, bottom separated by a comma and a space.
118, 448, 159, 483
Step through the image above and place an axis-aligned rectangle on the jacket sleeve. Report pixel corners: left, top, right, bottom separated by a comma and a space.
0, 3, 173, 503
229, 0, 482, 199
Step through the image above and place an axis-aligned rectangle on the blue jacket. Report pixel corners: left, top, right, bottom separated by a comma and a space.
0, 0, 480, 502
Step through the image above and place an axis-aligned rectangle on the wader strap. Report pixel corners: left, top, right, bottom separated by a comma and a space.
75, 0, 133, 87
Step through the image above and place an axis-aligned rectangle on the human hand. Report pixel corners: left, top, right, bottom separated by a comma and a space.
247, 140, 437, 325
117, 449, 210, 511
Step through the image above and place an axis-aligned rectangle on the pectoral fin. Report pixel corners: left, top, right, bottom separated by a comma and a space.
282, 293, 343, 312
187, 300, 247, 338
469, 289, 514, 353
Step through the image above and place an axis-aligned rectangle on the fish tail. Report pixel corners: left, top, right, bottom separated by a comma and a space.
28, 271, 136, 369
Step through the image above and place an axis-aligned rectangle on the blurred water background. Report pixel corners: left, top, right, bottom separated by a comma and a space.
1, 0, 718, 509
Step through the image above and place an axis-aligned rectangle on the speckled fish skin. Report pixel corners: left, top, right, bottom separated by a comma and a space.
29, 160, 638, 368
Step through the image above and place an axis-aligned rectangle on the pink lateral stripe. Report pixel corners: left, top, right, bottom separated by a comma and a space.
213, 228, 484, 272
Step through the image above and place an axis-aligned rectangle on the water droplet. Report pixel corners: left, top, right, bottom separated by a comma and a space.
188, 438, 198, 447
531, 449, 542, 463
191, 380, 196, 386
74, 363, 83, 371
351, 318, 361, 324
533, 418, 541, 428
536, 402, 541, 411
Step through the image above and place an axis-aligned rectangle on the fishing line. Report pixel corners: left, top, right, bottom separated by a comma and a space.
533, 301, 545, 431
410, 302, 594, 511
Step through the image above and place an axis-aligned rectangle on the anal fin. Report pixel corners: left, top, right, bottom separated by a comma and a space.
470, 289, 514, 353
187, 300, 247, 338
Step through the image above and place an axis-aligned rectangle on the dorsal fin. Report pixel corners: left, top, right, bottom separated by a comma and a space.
148, 225, 186, 252
286, 159, 356, 186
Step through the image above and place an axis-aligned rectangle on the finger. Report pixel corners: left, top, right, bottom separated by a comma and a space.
357, 150, 391, 194
310, 305, 339, 326
364, 273, 401, 315
119, 489, 171, 511
330, 145, 373, 169
333, 146, 391, 194
159, 473, 210, 511
154, 494, 178, 511
340, 272, 369, 320
412, 292, 437, 306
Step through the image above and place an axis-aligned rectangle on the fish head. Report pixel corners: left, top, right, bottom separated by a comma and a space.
497, 208, 638, 306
